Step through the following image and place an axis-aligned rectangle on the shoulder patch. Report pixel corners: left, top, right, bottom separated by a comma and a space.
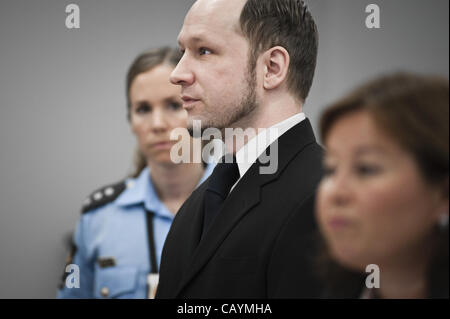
81, 180, 127, 214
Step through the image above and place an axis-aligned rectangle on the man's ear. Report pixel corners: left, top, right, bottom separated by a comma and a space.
261, 46, 290, 90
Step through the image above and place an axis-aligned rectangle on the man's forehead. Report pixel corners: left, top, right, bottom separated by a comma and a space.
179, 0, 246, 42
177, 24, 228, 47
190, 0, 247, 17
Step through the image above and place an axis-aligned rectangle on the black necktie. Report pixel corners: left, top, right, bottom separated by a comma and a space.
202, 155, 240, 238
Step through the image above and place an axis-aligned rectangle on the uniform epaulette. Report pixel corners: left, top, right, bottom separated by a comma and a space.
81, 180, 127, 214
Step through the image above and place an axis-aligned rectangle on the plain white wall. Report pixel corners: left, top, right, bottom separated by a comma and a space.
0, 0, 448, 298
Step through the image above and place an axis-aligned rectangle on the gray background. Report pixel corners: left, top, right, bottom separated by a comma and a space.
0, 0, 448, 298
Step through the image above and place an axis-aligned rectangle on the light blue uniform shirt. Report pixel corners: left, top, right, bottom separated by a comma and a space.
58, 164, 214, 299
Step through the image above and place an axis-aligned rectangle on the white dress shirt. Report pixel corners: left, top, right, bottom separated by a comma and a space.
230, 112, 306, 192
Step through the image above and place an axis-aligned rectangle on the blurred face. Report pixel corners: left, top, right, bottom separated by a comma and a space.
171, 0, 258, 134
129, 65, 187, 166
317, 111, 447, 271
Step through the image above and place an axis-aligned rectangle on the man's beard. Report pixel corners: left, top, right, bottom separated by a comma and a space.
187, 66, 258, 137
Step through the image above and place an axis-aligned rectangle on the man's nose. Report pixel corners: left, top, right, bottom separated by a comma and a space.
170, 55, 194, 86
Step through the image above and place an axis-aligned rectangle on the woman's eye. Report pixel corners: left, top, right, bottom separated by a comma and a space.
355, 164, 382, 176
323, 165, 336, 177
136, 104, 151, 114
199, 48, 212, 56
167, 101, 182, 111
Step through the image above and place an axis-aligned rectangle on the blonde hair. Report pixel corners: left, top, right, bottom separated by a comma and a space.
125, 47, 182, 177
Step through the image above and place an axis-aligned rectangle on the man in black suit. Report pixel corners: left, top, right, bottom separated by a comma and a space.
156, 0, 323, 298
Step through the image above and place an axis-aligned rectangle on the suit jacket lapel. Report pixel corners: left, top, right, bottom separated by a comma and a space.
175, 168, 262, 296
183, 181, 209, 258
175, 119, 317, 296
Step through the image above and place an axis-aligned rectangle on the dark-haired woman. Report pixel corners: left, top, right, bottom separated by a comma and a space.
316, 72, 449, 299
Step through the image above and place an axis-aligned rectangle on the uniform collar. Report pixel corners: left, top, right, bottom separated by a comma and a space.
116, 164, 215, 219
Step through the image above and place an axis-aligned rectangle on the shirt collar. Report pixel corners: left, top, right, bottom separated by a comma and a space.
235, 112, 306, 179
116, 163, 215, 218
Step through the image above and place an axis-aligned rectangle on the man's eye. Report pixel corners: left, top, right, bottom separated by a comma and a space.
199, 48, 212, 56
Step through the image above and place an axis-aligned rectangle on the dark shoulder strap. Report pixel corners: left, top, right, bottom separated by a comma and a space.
81, 180, 127, 214
144, 209, 158, 274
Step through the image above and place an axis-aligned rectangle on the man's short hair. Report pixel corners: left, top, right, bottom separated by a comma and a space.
239, 0, 318, 103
